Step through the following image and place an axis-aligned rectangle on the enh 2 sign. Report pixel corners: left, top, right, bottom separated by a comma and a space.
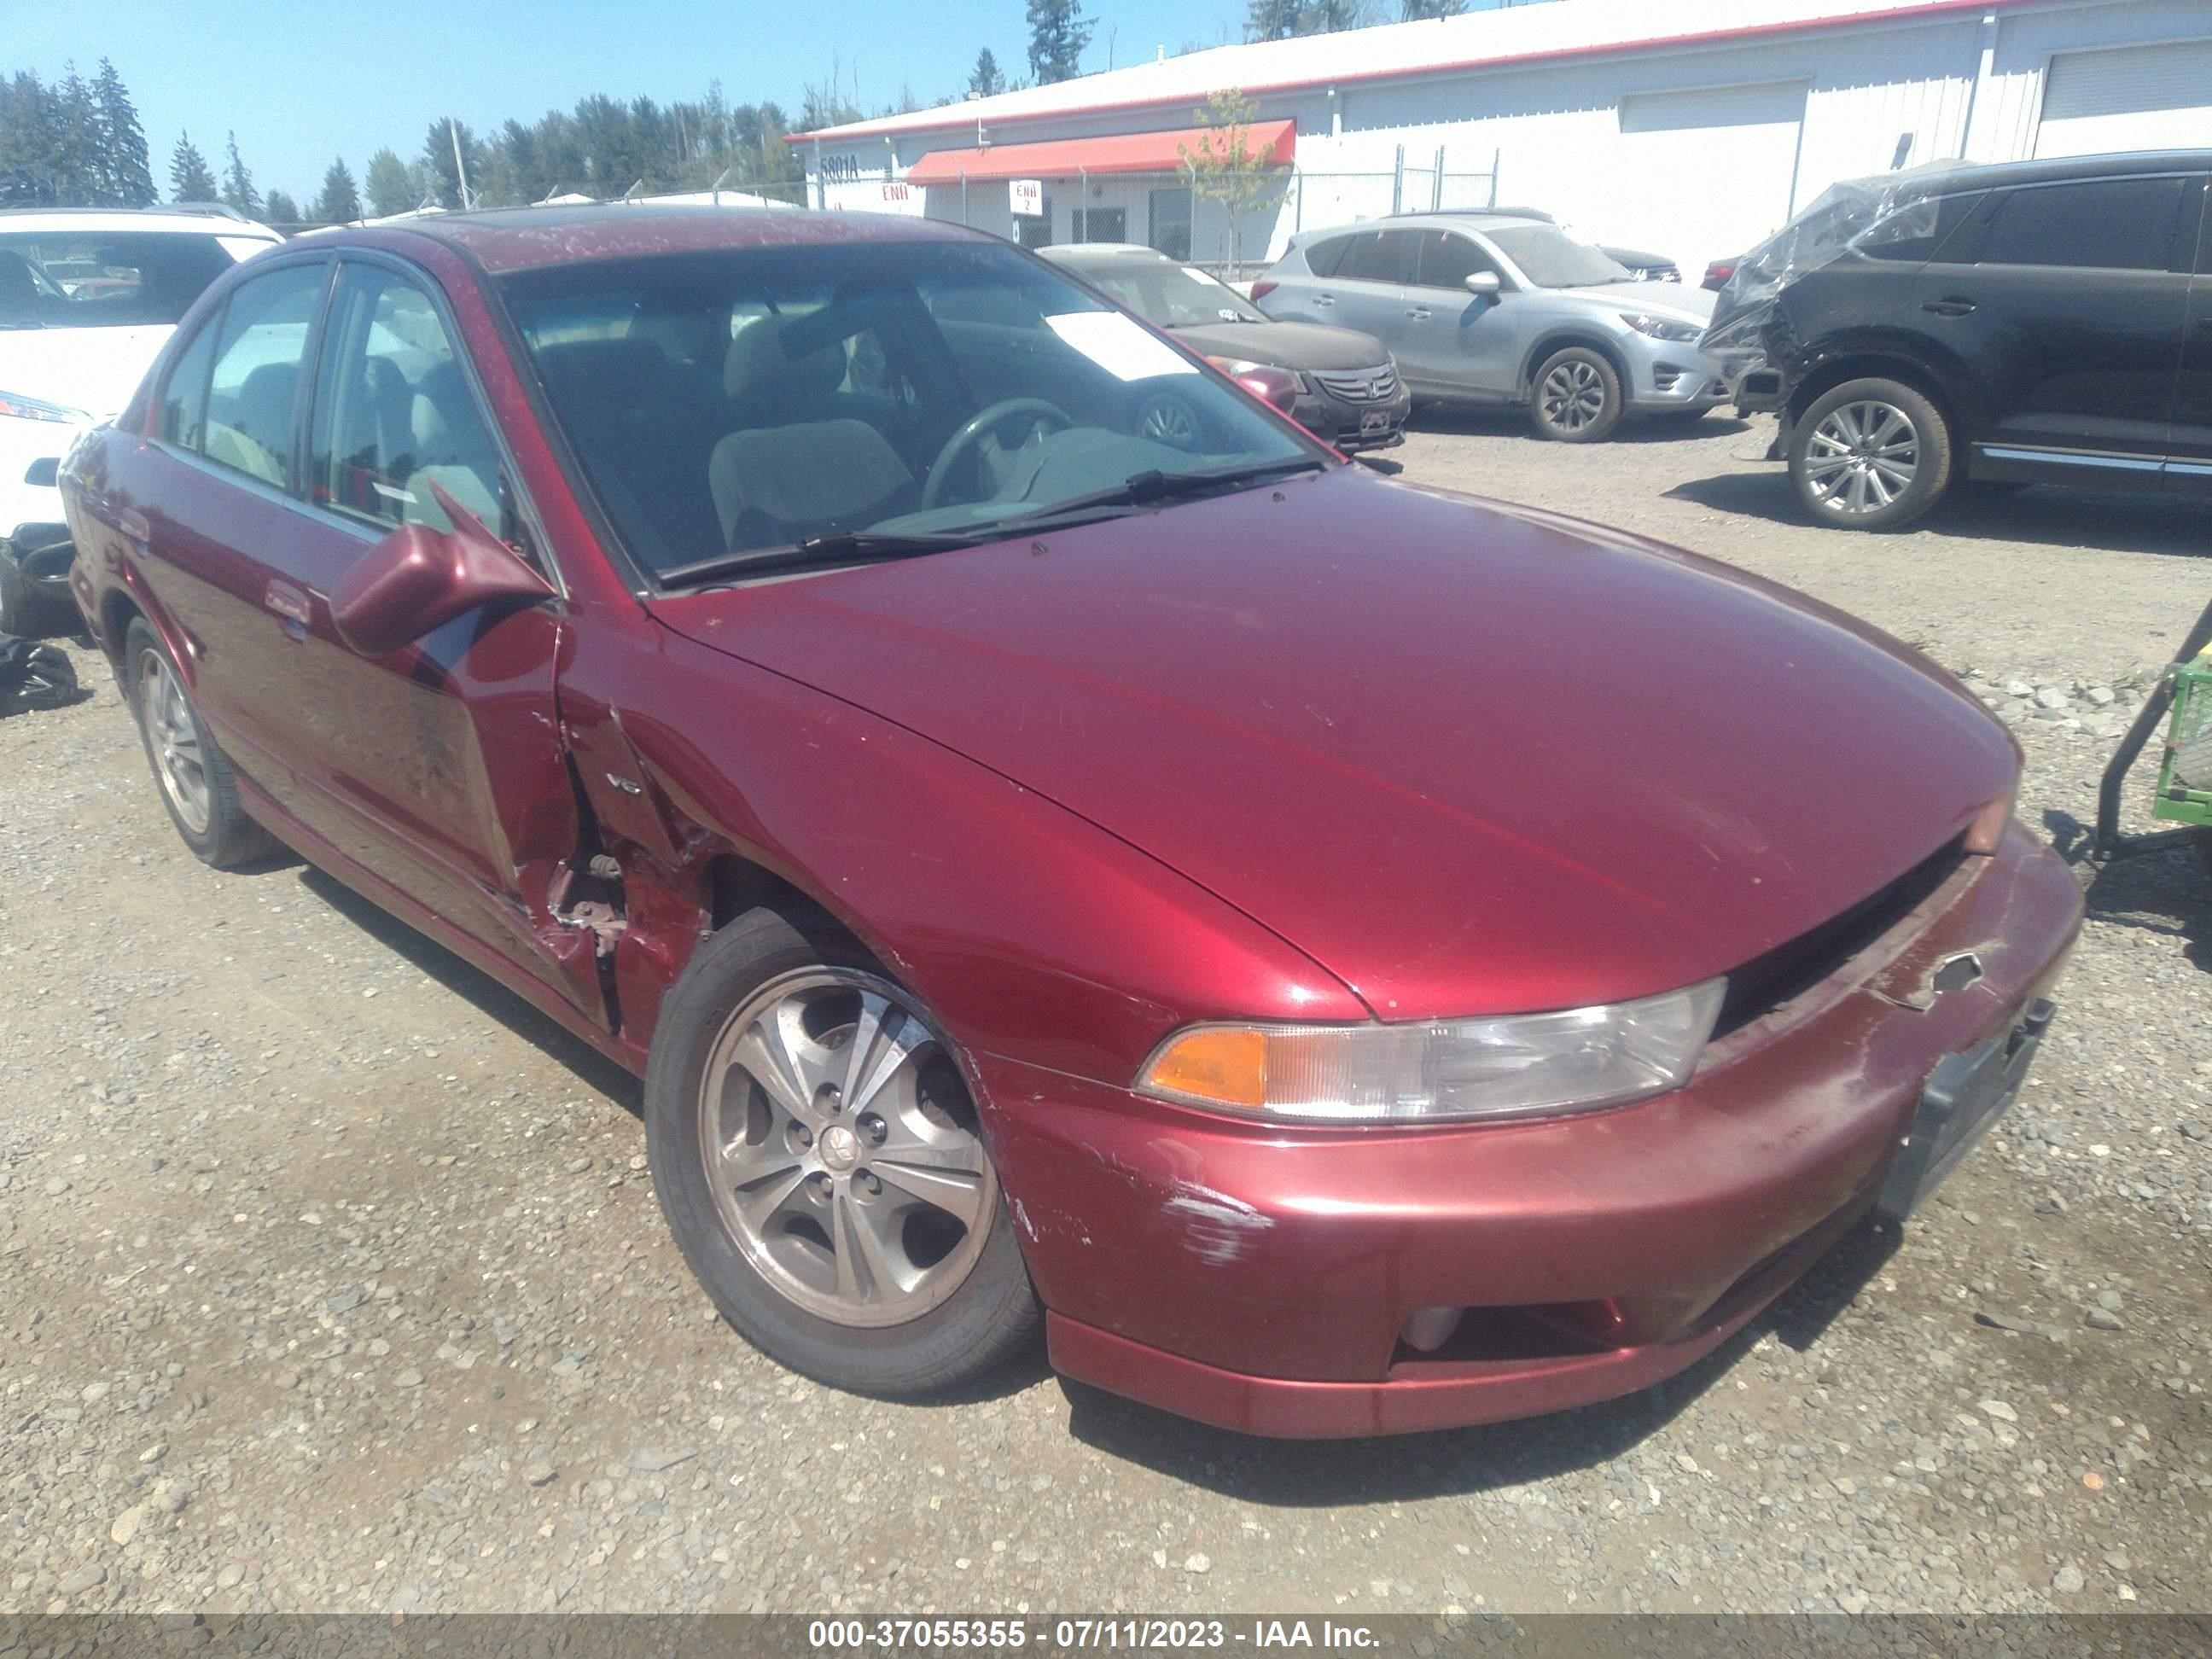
1010, 178, 1044, 218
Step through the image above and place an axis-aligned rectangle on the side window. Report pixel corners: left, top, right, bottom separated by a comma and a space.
1342, 230, 1419, 285
1857, 191, 1985, 264
1415, 230, 1503, 290
1974, 178, 2187, 272
202, 262, 326, 489
308, 264, 502, 533
157, 315, 218, 451
1303, 236, 1353, 278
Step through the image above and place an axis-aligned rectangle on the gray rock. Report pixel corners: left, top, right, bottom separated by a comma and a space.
58, 1564, 105, 1595
2033, 685, 2070, 709
2052, 1564, 2085, 1595
524, 1462, 559, 1487
2086, 1307, 2125, 1331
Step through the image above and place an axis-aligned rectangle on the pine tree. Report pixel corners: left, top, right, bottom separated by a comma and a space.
220, 131, 262, 218
421, 119, 484, 208
1026, 0, 1092, 84
263, 189, 300, 225
969, 48, 1006, 98
0, 73, 65, 205
55, 65, 103, 205
364, 148, 415, 217
169, 131, 218, 204
93, 59, 154, 206
1400, 0, 1461, 16
310, 156, 360, 224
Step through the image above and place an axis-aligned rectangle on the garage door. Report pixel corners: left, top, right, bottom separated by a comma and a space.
2036, 39, 2212, 159
1612, 82, 1807, 280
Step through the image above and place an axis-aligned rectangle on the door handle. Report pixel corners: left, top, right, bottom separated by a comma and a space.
1313, 294, 1334, 306
1923, 297, 1976, 317
1406, 307, 1432, 320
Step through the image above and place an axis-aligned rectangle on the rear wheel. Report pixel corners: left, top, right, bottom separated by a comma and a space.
1528, 347, 1623, 443
644, 906, 1039, 1396
124, 619, 277, 868
1789, 377, 1953, 531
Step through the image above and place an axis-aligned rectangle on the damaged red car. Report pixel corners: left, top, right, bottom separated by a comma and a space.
60, 207, 2081, 1437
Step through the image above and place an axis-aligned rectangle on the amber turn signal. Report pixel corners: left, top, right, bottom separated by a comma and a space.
1141, 1027, 1268, 1109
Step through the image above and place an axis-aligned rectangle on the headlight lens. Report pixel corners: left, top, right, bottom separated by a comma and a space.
0, 390, 92, 425
1137, 978, 1726, 1124
1619, 312, 1704, 344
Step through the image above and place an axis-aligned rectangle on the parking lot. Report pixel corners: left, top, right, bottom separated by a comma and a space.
3, 410, 2209, 1618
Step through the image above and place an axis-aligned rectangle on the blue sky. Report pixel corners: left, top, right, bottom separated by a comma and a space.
8, 0, 1254, 200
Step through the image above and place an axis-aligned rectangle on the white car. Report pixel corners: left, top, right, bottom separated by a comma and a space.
2, 207, 282, 634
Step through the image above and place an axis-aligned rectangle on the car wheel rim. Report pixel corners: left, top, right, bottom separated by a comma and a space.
139, 650, 212, 836
1804, 400, 1919, 515
1540, 361, 1607, 431
1138, 394, 1200, 450
697, 968, 995, 1329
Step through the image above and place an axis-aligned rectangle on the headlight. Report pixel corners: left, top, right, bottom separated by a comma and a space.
1136, 978, 1726, 1125
0, 390, 92, 425
1619, 313, 1704, 344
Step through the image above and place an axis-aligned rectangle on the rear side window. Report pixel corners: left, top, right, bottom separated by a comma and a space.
1302, 236, 1353, 278
1857, 191, 1985, 263
308, 264, 503, 534
1341, 230, 1419, 284
157, 318, 218, 451
201, 262, 327, 488
1974, 177, 2187, 271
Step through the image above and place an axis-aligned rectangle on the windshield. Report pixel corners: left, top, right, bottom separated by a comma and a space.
1485, 225, 1633, 289
1074, 259, 1266, 328
0, 231, 243, 328
501, 239, 1317, 578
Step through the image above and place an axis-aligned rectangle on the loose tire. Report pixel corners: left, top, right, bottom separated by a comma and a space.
644, 905, 1039, 1397
1789, 377, 1953, 531
124, 618, 278, 868
1529, 346, 1624, 443
0, 556, 73, 638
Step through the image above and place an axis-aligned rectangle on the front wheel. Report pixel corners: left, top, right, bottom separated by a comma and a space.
1528, 347, 1624, 443
1789, 377, 1953, 531
643, 906, 1039, 1396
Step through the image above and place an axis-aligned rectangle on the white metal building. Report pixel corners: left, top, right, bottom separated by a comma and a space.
794, 0, 2212, 276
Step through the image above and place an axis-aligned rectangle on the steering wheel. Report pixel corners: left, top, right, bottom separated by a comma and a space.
921, 398, 1073, 509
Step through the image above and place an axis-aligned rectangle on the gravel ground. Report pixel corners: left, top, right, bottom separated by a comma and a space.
2, 410, 2208, 1619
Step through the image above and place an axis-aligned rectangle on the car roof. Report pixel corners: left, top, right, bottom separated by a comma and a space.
1857, 148, 2212, 195
1300, 211, 1557, 241
0, 207, 281, 240
1039, 242, 1173, 262
365, 203, 988, 274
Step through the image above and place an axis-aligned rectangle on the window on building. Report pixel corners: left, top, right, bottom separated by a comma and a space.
1071, 207, 1127, 243
1973, 177, 2186, 271
1340, 229, 1420, 285
1148, 188, 1193, 261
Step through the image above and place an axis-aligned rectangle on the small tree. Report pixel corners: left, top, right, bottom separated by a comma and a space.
310, 157, 360, 224
1400, 0, 1462, 16
262, 188, 300, 225
168, 131, 218, 203
1178, 89, 1278, 277
364, 148, 415, 217
1026, 0, 1092, 84
220, 131, 261, 218
968, 48, 1006, 98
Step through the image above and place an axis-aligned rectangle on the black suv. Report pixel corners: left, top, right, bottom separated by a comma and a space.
1732, 151, 2210, 531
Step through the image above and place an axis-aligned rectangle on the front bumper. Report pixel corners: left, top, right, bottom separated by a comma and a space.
1622, 340, 1732, 412
1296, 375, 1413, 451
987, 823, 2080, 1436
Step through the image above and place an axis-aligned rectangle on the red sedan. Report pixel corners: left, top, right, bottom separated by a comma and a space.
59, 207, 2081, 1437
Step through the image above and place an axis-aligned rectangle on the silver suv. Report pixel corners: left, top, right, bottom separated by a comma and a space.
1253, 213, 1731, 443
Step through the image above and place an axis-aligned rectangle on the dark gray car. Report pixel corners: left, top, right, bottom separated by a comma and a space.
1040, 242, 1410, 451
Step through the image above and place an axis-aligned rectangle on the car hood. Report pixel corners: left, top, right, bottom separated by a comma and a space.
652, 467, 2014, 1020
1167, 319, 1391, 372
1551, 283, 1717, 327
0, 323, 174, 420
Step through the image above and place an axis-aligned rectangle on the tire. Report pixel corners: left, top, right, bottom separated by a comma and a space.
1529, 346, 1624, 443
124, 618, 278, 869
643, 905, 1039, 1397
1789, 377, 1953, 531
0, 556, 73, 638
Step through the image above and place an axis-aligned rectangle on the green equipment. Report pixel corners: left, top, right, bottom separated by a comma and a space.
2094, 601, 2212, 865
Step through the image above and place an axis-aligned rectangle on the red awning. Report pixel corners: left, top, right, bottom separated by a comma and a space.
902, 119, 1295, 186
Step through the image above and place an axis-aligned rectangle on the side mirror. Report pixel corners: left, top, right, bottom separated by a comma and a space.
329, 481, 553, 657
1464, 271, 1502, 297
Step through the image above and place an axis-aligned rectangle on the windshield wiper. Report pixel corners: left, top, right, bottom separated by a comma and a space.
987, 455, 1333, 533
655, 528, 987, 590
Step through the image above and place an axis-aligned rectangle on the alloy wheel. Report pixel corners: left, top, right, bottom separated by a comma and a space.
1539, 359, 1608, 433
696, 969, 994, 1328
139, 650, 211, 836
1137, 393, 1202, 451
1803, 399, 1920, 516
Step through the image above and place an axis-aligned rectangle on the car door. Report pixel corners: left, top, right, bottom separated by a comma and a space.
1920, 171, 2196, 469
1307, 228, 1421, 356
2169, 176, 2212, 495
270, 254, 608, 1027
125, 255, 333, 787
1395, 228, 1522, 396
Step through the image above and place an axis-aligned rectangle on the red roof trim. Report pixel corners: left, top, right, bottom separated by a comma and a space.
901, 120, 1296, 185
791, 0, 2019, 145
